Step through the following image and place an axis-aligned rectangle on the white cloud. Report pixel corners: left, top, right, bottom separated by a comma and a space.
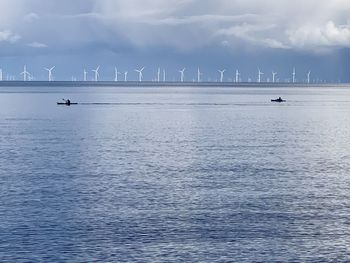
0, 30, 20, 43
24, 12, 40, 23
216, 23, 289, 49
89, 0, 350, 52
0, 0, 350, 53
287, 21, 350, 49
27, 41, 48, 48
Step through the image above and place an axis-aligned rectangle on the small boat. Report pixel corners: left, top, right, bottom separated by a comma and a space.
271, 97, 286, 103
57, 99, 77, 106
57, 102, 78, 105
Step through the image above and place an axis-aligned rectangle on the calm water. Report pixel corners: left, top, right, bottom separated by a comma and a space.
1, 85, 350, 262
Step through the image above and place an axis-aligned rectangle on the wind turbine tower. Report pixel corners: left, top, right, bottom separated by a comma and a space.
307, 71, 311, 84
179, 68, 186, 82
124, 71, 128, 82
135, 67, 145, 82
44, 66, 55, 81
197, 68, 203, 82
272, 71, 277, 83
83, 69, 87, 81
163, 69, 166, 82
258, 68, 264, 83
0, 69, 3, 81
157, 68, 161, 82
21, 65, 30, 81
115, 67, 121, 82
235, 70, 241, 83
292, 67, 296, 83
92, 66, 100, 81
218, 69, 226, 83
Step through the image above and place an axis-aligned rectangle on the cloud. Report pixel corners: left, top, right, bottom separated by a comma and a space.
216, 23, 290, 49
0, 30, 20, 43
287, 21, 350, 49
91, 0, 350, 52
0, 0, 349, 54
24, 12, 40, 23
27, 41, 48, 48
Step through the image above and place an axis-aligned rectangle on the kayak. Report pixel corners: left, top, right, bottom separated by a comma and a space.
57, 102, 78, 105
271, 99, 286, 102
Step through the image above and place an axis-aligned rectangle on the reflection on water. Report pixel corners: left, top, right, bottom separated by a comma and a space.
1, 86, 350, 262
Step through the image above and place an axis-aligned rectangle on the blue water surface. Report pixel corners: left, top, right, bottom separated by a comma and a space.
1, 85, 350, 262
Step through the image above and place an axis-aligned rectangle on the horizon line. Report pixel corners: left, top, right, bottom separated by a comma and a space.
0, 80, 346, 88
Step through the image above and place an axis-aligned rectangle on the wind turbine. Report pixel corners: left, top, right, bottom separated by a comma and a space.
163, 69, 166, 82
272, 71, 277, 83
235, 70, 241, 83
21, 65, 30, 81
28, 73, 34, 81
92, 66, 100, 81
292, 67, 296, 83
258, 68, 264, 83
178, 68, 186, 82
44, 66, 55, 81
157, 68, 161, 82
218, 69, 226, 83
83, 69, 87, 81
0, 69, 3, 81
135, 67, 145, 82
197, 68, 203, 82
307, 71, 311, 84
124, 71, 128, 82
114, 67, 121, 81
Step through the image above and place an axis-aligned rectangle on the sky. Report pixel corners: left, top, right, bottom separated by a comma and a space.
0, 0, 350, 82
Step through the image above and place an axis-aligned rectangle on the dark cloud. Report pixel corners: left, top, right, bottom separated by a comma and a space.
0, 0, 349, 81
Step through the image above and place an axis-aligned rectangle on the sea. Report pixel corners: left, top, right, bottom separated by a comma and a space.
1, 85, 350, 262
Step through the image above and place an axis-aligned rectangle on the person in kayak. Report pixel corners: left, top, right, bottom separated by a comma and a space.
271, 97, 285, 102
62, 99, 71, 106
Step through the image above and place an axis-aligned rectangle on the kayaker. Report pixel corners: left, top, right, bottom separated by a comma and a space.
66, 99, 71, 105
271, 97, 285, 103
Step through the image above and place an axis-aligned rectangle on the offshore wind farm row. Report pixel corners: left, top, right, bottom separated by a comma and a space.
0, 65, 338, 85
